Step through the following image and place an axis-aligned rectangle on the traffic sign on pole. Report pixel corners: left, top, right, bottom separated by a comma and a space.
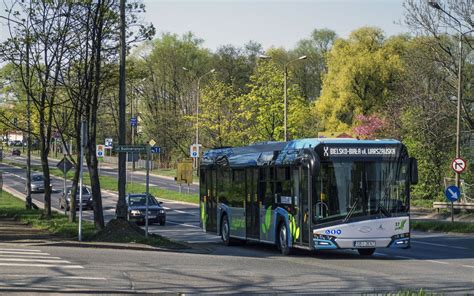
451, 158, 467, 174
190, 144, 199, 158
445, 185, 461, 202
105, 138, 113, 148
130, 117, 138, 127
96, 144, 105, 159
114, 145, 146, 153
149, 139, 156, 147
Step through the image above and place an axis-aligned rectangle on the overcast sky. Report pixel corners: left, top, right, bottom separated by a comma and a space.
142, 0, 408, 51
1, 0, 409, 51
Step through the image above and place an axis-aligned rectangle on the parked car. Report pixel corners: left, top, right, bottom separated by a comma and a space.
29, 174, 52, 193
11, 149, 21, 156
59, 186, 93, 211
13, 140, 23, 146
126, 193, 166, 225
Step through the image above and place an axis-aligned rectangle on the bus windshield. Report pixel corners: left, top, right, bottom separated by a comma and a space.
314, 160, 408, 224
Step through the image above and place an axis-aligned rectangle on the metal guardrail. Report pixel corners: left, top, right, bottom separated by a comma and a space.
433, 202, 474, 211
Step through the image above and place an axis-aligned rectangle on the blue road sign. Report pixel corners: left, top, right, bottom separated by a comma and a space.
130, 117, 138, 127
150, 146, 161, 154
445, 185, 461, 202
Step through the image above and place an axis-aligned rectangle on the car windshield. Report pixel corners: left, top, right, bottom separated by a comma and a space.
32, 175, 43, 182
128, 195, 158, 206
68, 187, 90, 196
313, 160, 409, 224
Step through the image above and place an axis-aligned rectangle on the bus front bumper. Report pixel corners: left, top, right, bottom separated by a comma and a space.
313, 233, 410, 250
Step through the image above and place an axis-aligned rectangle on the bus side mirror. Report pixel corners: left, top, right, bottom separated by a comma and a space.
410, 157, 418, 185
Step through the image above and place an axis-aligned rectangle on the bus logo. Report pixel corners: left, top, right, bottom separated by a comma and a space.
395, 220, 407, 231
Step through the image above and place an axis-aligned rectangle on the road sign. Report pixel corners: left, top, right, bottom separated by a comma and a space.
190, 144, 199, 158
149, 139, 156, 147
150, 146, 161, 154
176, 159, 193, 184
96, 144, 105, 158
130, 117, 138, 127
56, 157, 73, 174
105, 138, 113, 148
451, 158, 467, 173
114, 145, 146, 153
445, 185, 461, 202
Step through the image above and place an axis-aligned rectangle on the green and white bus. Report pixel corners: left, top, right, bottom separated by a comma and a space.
199, 138, 418, 255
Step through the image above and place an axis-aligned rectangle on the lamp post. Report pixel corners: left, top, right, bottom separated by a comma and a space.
259, 54, 307, 141
428, 1, 466, 191
182, 67, 216, 169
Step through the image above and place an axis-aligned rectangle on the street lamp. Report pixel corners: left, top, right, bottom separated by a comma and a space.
183, 67, 216, 169
428, 1, 466, 191
258, 54, 308, 141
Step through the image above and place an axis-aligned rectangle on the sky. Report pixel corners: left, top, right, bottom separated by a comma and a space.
0, 0, 409, 51
142, 0, 409, 51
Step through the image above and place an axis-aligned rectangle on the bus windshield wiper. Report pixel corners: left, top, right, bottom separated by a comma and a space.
376, 200, 391, 217
343, 197, 359, 223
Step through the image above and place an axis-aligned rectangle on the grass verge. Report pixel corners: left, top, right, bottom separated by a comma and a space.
0, 190, 97, 240
0, 190, 186, 248
411, 220, 474, 233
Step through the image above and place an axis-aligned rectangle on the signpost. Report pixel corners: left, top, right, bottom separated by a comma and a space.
57, 157, 73, 210
130, 117, 137, 127
190, 144, 199, 158
96, 145, 105, 159
445, 185, 461, 223
105, 138, 113, 156
150, 146, 161, 154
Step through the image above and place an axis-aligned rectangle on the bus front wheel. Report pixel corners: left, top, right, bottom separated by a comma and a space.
221, 215, 233, 246
278, 222, 291, 256
357, 248, 376, 256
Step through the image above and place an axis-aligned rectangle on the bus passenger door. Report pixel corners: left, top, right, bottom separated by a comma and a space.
246, 168, 259, 239
300, 166, 310, 245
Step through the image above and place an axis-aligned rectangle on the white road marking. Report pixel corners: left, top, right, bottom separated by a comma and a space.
0, 263, 83, 269
427, 260, 449, 265
0, 258, 70, 264
411, 240, 469, 250
165, 221, 201, 229
56, 276, 107, 281
0, 255, 61, 260
0, 251, 50, 256
0, 248, 41, 252
374, 252, 388, 256
461, 265, 474, 269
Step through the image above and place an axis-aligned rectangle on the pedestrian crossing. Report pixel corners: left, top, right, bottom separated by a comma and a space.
0, 247, 84, 269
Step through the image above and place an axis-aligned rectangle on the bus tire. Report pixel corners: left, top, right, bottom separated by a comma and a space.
221, 214, 233, 246
357, 248, 376, 256
278, 222, 291, 256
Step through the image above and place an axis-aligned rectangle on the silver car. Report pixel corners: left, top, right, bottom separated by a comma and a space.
30, 174, 51, 193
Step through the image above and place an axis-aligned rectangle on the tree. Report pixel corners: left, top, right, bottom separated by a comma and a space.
314, 27, 405, 132
238, 58, 311, 143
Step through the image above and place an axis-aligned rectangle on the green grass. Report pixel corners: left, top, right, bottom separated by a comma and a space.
411, 220, 474, 233
410, 199, 436, 209
0, 190, 97, 239
3, 159, 199, 204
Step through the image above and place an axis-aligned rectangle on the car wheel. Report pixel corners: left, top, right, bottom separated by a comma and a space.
221, 215, 233, 246
278, 222, 291, 256
358, 248, 376, 256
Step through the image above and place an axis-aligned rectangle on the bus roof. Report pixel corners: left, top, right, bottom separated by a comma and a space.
201, 138, 403, 168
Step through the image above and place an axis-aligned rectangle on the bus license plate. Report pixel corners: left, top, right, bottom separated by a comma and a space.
354, 241, 376, 248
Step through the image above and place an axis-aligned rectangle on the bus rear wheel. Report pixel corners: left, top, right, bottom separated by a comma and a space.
357, 248, 376, 256
221, 215, 233, 246
278, 222, 291, 256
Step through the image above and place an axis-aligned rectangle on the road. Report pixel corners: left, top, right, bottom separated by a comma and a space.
0, 155, 473, 293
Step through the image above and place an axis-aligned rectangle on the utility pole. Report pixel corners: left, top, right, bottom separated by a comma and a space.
116, 0, 128, 219
25, 19, 32, 209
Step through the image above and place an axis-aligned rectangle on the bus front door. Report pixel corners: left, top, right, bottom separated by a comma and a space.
246, 168, 259, 239
206, 169, 217, 233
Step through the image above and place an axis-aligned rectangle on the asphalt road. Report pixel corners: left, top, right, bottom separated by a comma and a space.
1, 155, 473, 293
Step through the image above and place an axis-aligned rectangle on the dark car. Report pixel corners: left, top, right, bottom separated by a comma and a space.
11, 149, 21, 156
13, 140, 23, 147
59, 186, 93, 211
126, 193, 166, 225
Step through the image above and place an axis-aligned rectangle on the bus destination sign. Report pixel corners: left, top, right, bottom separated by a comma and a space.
317, 144, 401, 160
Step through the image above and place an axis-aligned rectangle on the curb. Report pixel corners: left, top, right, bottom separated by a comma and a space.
2, 184, 63, 214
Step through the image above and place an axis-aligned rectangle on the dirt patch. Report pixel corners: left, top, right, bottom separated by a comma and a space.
92, 218, 186, 249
